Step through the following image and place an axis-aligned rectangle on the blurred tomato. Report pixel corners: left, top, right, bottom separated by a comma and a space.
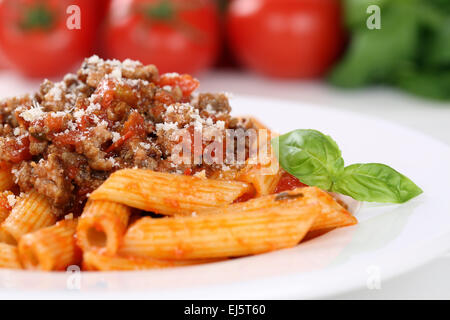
96, 0, 111, 23
0, 0, 99, 77
227, 0, 344, 78
0, 47, 11, 70
105, 0, 220, 74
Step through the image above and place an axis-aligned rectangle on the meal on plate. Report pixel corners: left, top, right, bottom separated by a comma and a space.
0, 56, 422, 271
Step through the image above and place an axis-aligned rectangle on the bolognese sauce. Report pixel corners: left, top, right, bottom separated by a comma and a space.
0, 56, 255, 215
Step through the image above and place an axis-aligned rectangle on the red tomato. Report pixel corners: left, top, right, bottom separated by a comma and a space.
4, 135, 32, 163
227, 0, 344, 78
158, 73, 200, 97
96, 0, 112, 22
105, 0, 220, 74
275, 172, 307, 193
106, 111, 146, 153
0, 47, 11, 69
0, 0, 99, 77
233, 191, 255, 203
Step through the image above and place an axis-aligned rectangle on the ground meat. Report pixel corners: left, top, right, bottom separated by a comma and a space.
29, 137, 48, 155
76, 125, 113, 171
78, 56, 159, 88
0, 55, 255, 214
126, 138, 158, 169
13, 162, 34, 191
32, 154, 72, 207
195, 93, 231, 114
0, 95, 32, 126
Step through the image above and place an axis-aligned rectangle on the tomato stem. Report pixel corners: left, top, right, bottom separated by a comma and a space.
145, 0, 175, 21
20, 3, 54, 31
138, 0, 206, 43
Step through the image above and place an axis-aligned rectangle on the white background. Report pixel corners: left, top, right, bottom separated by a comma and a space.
1, 70, 449, 299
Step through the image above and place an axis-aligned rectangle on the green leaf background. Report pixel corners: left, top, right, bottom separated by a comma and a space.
329, 0, 450, 100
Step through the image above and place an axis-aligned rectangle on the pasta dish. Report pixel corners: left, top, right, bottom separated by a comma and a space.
0, 56, 421, 271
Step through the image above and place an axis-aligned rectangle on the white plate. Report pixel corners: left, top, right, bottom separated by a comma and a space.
1, 95, 450, 299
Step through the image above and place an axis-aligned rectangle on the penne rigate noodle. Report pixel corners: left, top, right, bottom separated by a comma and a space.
0, 191, 13, 223
223, 186, 356, 232
90, 169, 253, 215
0, 243, 21, 269
249, 117, 270, 131
0, 191, 15, 245
238, 168, 282, 196
302, 227, 335, 242
18, 219, 80, 271
83, 251, 219, 271
309, 192, 358, 232
1, 191, 57, 241
0, 227, 16, 245
183, 186, 357, 232
119, 188, 319, 260
77, 200, 131, 255
238, 157, 282, 196
235, 116, 270, 131
238, 122, 281, 195
0, 208, 9, 225
0, 162, 14, 192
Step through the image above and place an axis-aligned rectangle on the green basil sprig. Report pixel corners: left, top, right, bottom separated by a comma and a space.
272, 129, 423, 203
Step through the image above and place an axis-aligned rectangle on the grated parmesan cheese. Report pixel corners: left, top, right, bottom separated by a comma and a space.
110, 67, 122, 80
20, 102, 45, 122
193, 170, 206, 179
163, 72, 180, 78
6, 194, 16, 208
140, 142, 151, 150
64, 213, 74, 220
156, 122, 179, 131
46, 84, 65, 101
108, 157, 119, 167
111, 132, 120, 143
87, 55, 101, 64
122, 58, 142, 70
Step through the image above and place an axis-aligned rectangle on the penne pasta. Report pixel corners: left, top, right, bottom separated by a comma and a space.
77, 200, 131, 255
0, 161, 14, 192
0, 192, 15, 244
309, 191, 358, 232
83, 251, 218, 271
0, 228, 16, 245
119, 188, 319, 260
236, 186, 357, 232
18, 219, 81, 271
0, 191, 13, 224
235, 116, 270, 132
179, 186, 357, 232
0, 243, 21, 269
248, 117, 270, 131
238, 121, 281, 195
1, 191, 57, 241
90, 169, 253, 215
238, 167, 282, 196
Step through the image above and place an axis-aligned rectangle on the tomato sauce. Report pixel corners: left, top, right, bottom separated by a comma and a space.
158, 74, 200, 98
275, 172, 307, 193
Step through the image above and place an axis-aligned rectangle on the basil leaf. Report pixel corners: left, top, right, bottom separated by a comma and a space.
272, 129, 344, 190
274, 129, 423, 204
332, 163, 423, 203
